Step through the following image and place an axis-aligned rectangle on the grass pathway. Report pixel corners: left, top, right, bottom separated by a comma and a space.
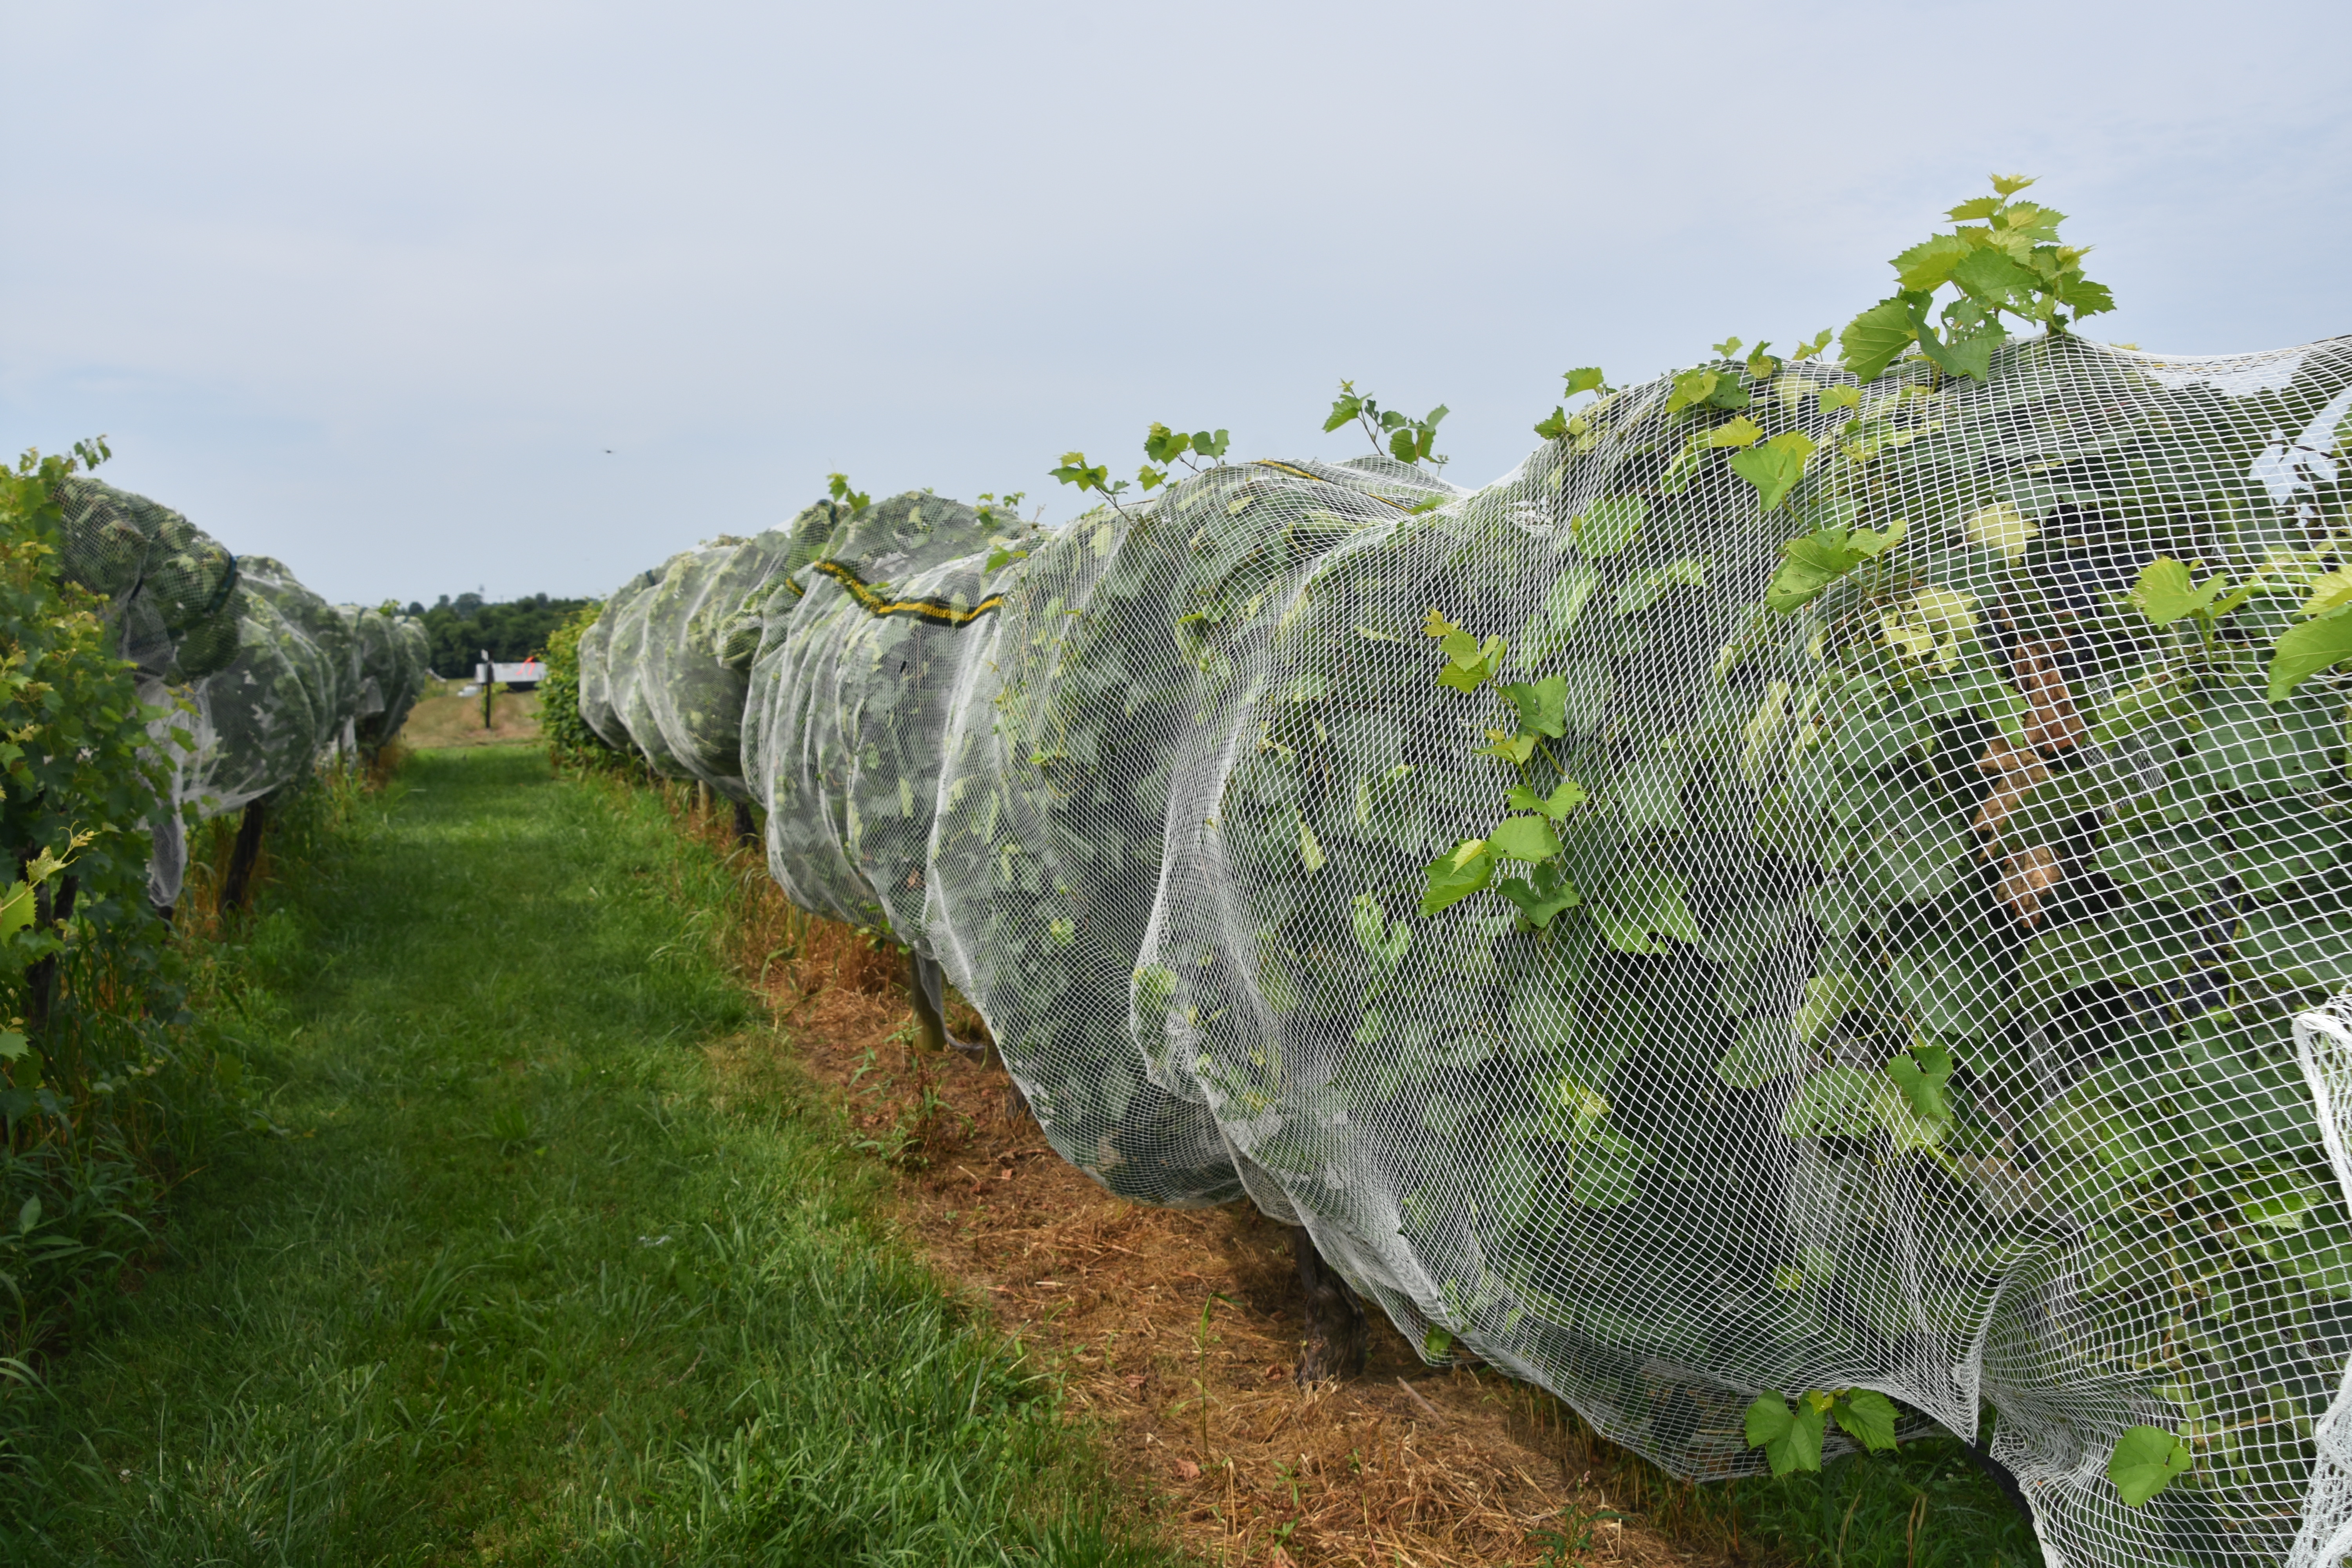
1, 747, 1171, 1566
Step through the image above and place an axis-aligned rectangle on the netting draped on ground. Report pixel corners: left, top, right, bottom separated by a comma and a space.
50, 479, 429, 904
579, 334, 2352, 1568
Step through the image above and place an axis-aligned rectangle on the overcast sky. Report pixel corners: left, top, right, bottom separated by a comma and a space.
5, 1, 2347, 607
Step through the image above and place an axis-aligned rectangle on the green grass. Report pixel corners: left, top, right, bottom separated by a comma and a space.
1552, 1396, 2041, 1568
1732, 1431, 2040, 1568
0, 746, 1180, 1566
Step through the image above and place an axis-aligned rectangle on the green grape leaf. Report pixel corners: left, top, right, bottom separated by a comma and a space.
1476, 731, 1539, 764
1706, 415, 1764, 449
1143, 422, 1191, 464
1818, 385, 1862, 414
1563, 367, 1606, 396
1496, 860, 1581, 929
1914, 318, 2002, 381
1612, 558, 1707, 617
1485, 815, 1563, 862
1505, 777, 1589, 820
0, 1029, 25, 1063
1439, 649, 1504, 695
1829, 1389, 1900, 1454
1359, 904, 1412, 970
1323, 381, 1366, 434
2108, 1425, 2191, 1508
1421, 841, 1494, 915
2058, 275, 2116, 318
2132, 557, 2229, 624
1722, 1020, 1788, 1091
1893, 234, 1970, 292
1745, 1393, 1826, 1476
1426, 614, 1476, 663
1565, 1120, 1651, 1207
2089, 665, 2197, 746
1570, 495, 1647, 557
1764, 519, 1904, 613
1718, 1017, 1794, 1089
2269, 606, 2352, 702
1883, 1042, 1954, 1127
1665, 369, 1719, 414
2301, 568, 2352, 617
1782, 1065, 1889, 1138
2237, 1169, 2328, 1233
0, 880, 35, 942
1425, 609, 1504, 692
1765, 537, 1860, 613
1840, 295, 1922, 383
1593, 869, 1702, 954
1192, 428, 1231, 460
1951, 245, 2035, 307
1501, 674, 1568, 738
1050, 452, 1109, 491
1534, 407, 1570, 441
2002, 203, 2065, 240
1794, 972, 1866, 1045
1728, 432, 1817, 512
1792, 328, 1833, 361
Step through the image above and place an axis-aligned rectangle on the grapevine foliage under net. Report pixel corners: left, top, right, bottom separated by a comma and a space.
578, 334, 2352, 1568
49, 477, 430, 904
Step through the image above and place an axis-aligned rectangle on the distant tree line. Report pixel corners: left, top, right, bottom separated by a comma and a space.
398, 593, 594, 678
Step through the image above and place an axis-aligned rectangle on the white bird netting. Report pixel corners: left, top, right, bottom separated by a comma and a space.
579, 333, 2352, 1568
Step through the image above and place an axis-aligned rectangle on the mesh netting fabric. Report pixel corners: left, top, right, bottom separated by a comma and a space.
581, 499, 859, 772
600, 554, 698, 778
177, 557, 363, 823
52, 475, 241, 907
741, 492, 1005, 930
350, 606, 432, 752
576, 566, 657, 751
633, 528, 811, 801
1139, 339, 2352, 1568
2292, 990, 2352, 1568
581, 334, 2352, 1567
926, 459, 1459, 1206
47, 475, 418, 906
52, 475, 241, 683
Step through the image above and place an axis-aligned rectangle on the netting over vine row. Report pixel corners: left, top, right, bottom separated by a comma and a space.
581, 334, 2352, 1568
52, 477, 431, 904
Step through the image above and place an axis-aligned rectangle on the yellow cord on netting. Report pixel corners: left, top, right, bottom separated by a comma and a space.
803, 558, 1004, 626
